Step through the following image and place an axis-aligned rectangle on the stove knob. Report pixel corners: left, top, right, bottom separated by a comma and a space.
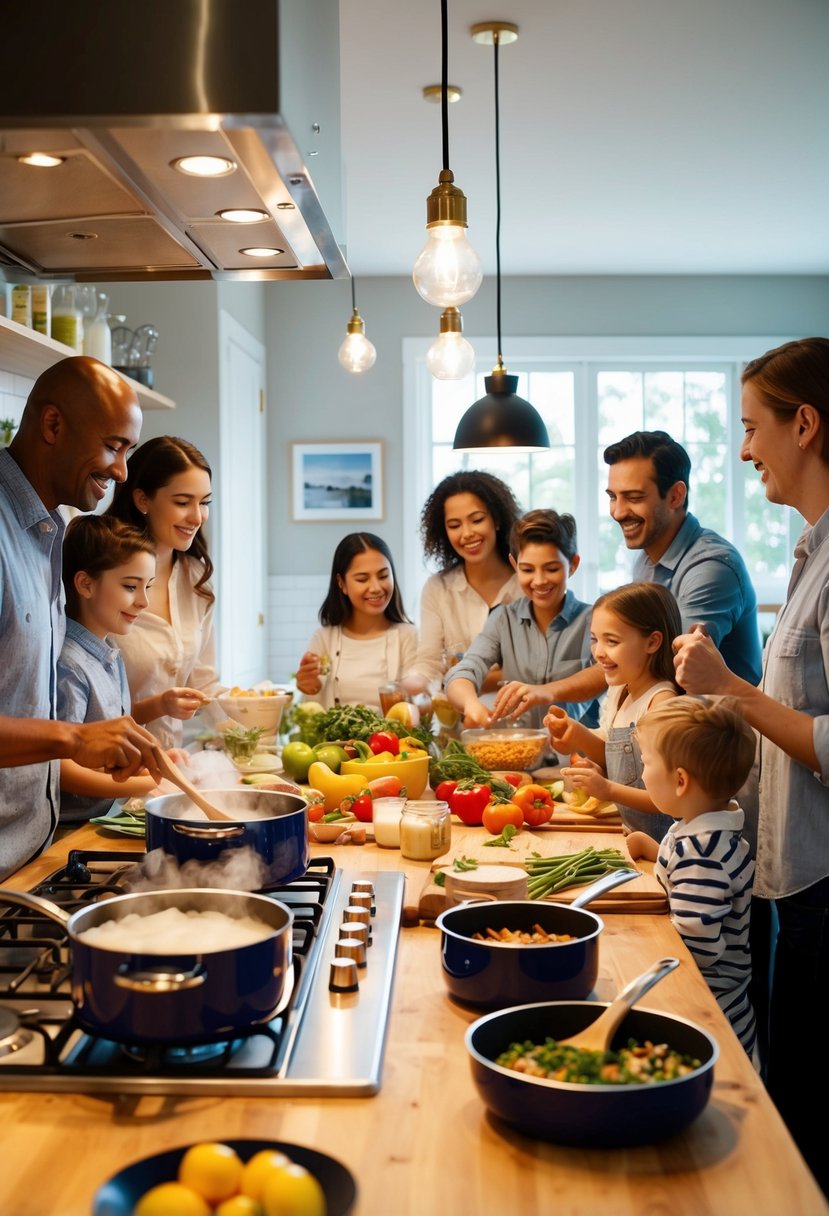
337, 936, 367, 968
341, 920, 370, 948
329, 956, 360, 992
342, 903, 371, 927
349, 891, 374, 917
351, 880, 376, 911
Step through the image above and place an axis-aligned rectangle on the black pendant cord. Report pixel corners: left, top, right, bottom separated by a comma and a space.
494, 34, 503, 368
351, 274, 357, 314
441, 0, 450, 171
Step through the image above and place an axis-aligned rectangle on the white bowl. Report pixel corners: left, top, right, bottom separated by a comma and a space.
216, 692, 291, 732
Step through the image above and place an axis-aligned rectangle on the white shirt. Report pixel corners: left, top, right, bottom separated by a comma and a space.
596, 681, 678, 735
115, 557, 223, 748
305, 622, 418, 711
408, 565, 521, 687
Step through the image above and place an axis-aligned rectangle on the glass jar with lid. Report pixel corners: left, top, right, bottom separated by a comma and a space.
399, 800, 451, 861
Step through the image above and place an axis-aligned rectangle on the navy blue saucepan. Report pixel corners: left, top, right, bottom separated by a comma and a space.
145, 788, 309, 888
0, 886, 293, 1044
435, 868, 640, 1009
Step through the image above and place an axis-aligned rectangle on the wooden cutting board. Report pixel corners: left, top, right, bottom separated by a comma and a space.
405, 823, 667, 921
544, 801, 622, 830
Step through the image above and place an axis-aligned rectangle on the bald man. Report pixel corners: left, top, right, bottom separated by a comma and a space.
0, 356, 160, 880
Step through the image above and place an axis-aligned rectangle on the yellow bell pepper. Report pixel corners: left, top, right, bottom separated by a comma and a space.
307, 761, 367, 811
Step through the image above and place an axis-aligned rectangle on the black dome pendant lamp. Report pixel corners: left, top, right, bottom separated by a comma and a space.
453, 21, 550, 453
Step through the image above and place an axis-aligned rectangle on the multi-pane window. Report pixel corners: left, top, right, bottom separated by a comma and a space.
402, 336, 799, 621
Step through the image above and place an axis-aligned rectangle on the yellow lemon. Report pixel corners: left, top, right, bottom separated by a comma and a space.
178, 1142, 244, 1205
385, 701, 420, 728
261, 1163, 326, 1216
134, 1181, 212, 1216
240, 1150, 292, 1201
216, 1196, 265, 1216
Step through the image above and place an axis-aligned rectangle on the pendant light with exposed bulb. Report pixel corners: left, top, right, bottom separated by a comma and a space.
426, 306, 476, 380
338, 276, 376, 374
413, 0, 482, 308
453, 22, 549, 452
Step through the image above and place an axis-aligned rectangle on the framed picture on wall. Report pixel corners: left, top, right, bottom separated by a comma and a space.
291, 441, 384, 521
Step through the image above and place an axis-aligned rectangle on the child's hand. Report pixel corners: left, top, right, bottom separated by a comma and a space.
490, 681, 540, 722
159, 687, 211, 719
296, 651, 323, 695
625, 830, 659, 863
462, 701, 492, 729
544, 705, 577, 748
560, 760, 612, 802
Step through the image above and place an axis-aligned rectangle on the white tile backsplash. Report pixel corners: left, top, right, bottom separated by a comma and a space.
267, 574, 327, 682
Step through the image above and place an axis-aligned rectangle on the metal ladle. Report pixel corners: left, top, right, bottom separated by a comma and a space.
558, 956, 680, 1052
152, 748, 235, 822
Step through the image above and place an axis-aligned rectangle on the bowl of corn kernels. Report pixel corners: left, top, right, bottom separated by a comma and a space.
460, 727, 548, 772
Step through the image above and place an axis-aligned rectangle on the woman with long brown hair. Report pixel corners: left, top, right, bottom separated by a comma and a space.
673, 337, 829, 1194
104, 435, 221, 748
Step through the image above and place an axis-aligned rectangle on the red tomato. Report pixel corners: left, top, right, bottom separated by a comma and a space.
513, 783, 555, 827
434, 779, 459, 803
306, 802, 325, 823
502, 772, 525, 788
482, 801, 524, 836
449, 784, 491, 826
368, 731, 400, 756
346, 790, 374, 822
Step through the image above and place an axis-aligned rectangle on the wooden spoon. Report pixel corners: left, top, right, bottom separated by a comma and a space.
152, 747, 235, 822
558, 956, 680, 1053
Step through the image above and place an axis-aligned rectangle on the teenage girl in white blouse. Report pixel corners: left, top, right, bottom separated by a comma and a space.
104, 436, 222, 748
296, 533, 416, 710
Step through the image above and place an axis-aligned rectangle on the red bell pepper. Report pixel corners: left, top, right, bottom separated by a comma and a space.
449, 782, 491, 826
368, 730, 400, 756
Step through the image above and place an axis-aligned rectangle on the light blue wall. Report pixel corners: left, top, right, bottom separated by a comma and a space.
266, 274, 829, 575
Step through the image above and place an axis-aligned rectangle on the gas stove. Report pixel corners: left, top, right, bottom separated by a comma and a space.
0, 849, 405, 1096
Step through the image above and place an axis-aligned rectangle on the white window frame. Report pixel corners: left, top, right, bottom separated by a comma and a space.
402, 334, 796, 616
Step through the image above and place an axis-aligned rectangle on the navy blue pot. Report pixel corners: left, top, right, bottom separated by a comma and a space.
67, 888, 293, 1044
436, 900, 604, 1009
145, 789, 309, 888
466, 1000, 718, 1147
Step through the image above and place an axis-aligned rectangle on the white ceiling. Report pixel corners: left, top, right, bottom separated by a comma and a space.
338, 0, 829, 277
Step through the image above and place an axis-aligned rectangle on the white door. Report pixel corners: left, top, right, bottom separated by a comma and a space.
217, 311, 267, 686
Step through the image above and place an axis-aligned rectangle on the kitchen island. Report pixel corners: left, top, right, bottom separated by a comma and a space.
0, 823, 825, 1216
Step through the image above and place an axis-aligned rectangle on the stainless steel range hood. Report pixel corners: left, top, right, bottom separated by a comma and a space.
0, 0, 347, 283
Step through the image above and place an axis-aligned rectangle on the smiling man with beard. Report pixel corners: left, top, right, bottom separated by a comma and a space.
0, 356, 160, 880
604, 430, 762, 685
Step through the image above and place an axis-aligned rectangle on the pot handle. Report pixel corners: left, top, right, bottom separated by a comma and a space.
171, 823, 246, 840
569, 868, 640, 909
114, 963, 207, 993
0, 887, 71, 928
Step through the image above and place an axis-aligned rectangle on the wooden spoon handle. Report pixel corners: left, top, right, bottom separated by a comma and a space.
562, 956, 680, 1053
152, 747, 232, 822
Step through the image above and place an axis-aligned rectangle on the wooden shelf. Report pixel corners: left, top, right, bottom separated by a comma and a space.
0, 314, 174, 411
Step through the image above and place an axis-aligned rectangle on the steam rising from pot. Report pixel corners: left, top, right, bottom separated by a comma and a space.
127, 847, 270, 893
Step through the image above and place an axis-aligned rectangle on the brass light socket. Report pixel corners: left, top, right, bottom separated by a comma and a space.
346, 308, 366, 335
439, 306, 464, 334
425, 169, 469, 229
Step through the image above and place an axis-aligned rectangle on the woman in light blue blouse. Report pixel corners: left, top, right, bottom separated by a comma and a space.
673, 337, 829, 1197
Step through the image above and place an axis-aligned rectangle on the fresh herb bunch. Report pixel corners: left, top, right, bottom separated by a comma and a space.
287, 703, 434, 751
429, 739, 515, 799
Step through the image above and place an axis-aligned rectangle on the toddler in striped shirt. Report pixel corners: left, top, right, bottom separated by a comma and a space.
626, 696, 757, 1056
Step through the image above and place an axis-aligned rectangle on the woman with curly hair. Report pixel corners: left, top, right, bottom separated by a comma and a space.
104, 435, 223, 748
407, 470, 523, 691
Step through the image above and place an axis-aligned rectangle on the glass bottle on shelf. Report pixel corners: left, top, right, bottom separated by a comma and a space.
51, 285, 83, 351
83, 291, 112, 363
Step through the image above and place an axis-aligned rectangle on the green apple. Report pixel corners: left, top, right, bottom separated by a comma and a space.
312, 743, 349, 773
281, 741, 315, 781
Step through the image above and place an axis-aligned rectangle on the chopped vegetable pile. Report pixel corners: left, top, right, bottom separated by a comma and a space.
284, 702, 434, 752
496, 1037, 701, 1084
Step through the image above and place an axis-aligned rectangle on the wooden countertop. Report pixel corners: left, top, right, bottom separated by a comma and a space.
1, 824, 826, 1216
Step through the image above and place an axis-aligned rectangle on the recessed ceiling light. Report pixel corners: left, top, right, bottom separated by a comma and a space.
422, 84, 462, 103
18, 153, 65, 168
172, 155, 236, 177
239, 247, 285, 257
217, 208, 269, 223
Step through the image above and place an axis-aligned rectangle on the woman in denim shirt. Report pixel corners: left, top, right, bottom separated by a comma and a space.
673, 337, 829, 1195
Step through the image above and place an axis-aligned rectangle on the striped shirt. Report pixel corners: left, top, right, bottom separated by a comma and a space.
654, 806, 756, 1055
